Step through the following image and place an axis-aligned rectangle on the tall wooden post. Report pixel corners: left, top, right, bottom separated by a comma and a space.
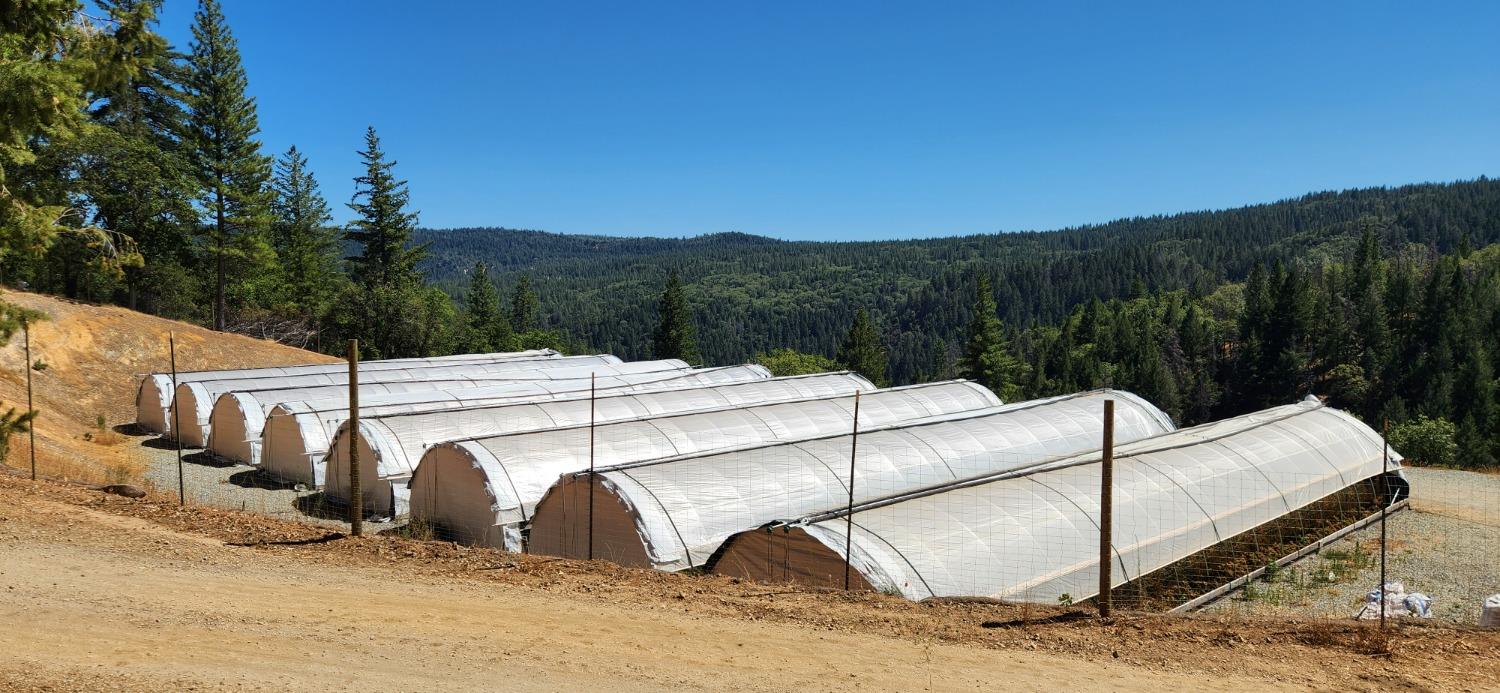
170, 332, 184, 505
22, 318, 35, 480
348, 340, 362, 537
843, 390, 862, 591
1098, 399, 1115, 617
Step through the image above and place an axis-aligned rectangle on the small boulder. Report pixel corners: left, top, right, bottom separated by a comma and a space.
98, 484, 146, 499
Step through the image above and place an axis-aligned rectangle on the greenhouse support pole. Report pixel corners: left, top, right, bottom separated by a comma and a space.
170, 332, 184, 506
348, 340, 362, 537
843, 390, 862, 591
23, 318, 35, 480
1098, 399, 1115, 618
1380, 418, 1389, 630
588, 373, 596, 561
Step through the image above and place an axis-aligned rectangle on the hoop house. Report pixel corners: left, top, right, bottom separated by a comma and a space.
530, 390, 1173, 571
712, 399, 1404, 603
168, 354, 627, 447
327, 372, 876, 517
134, 349, 558, 434
206, 359, 695, 465
409, 380, 1004, 551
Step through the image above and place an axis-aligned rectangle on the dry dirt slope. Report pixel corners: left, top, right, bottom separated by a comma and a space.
0, 291, 336, 481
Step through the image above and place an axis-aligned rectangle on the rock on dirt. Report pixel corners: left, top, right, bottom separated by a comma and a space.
98, 484, 146, 499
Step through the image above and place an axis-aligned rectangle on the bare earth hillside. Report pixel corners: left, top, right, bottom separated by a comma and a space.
0, 291, 336, 482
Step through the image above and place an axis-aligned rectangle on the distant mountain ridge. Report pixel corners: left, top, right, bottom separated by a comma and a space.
415, 178, 1500, 383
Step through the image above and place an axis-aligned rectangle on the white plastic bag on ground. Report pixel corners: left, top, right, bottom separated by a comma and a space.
1481, 594, 1500, 629
1355, 582, 1409, 620
1403, 593, 1432, 618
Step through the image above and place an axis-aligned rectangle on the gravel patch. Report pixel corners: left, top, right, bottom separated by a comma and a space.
134, 434, 394, 534
1205, 467, 1500, 625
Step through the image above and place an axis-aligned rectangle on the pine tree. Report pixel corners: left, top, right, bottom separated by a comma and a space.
270, 145, 340, 318
509, 274, 538, 333
652, 270, 700, 363
961, 275, 1026, 400
345, 126, 424, 288
335, 127, 441, 359
462, 261, 512, 353
836, 309, 888, 386
183, 0, 272, 330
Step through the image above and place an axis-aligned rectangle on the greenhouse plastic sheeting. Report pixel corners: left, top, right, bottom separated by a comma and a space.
134, 349, 559, 434
410, 380, 1005, 551
168, 354, 635, 447
326, 371, 878, 516
257, 365, 771, 486
578, 389, 1174, 571
206, 358, 697, 464
780, 399, 1402, 602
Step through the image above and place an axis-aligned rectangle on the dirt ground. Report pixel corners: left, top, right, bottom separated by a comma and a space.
2, 473, 1497, 692
0, 290, 337, 485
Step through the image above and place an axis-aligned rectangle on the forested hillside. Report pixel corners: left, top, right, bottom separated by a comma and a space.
3, 1, 1496, 468
419, 179, 1500, 384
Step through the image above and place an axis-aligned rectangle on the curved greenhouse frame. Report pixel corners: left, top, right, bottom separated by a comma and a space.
327, 372, 876, 517
134, 349, 559, 434
409, 380, 1003, 551
530, 389, 1174, 571
168, 354, 630, 447
257, 365, 770, 487
711, 399, 1404, 603
205, 359, 696, 465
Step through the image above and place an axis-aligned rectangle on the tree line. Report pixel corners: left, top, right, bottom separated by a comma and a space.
3, 2, 1495, 468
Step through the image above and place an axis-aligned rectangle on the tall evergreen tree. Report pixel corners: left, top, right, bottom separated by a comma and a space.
462, 261, 512, 353
345, 126, 424, 288
652, 270, 700, 363
183, 0, 272, 330
509, 274, 539, 333
270, 145, 341, 318
836, 308, 888, 386
961, 275, 1026, 400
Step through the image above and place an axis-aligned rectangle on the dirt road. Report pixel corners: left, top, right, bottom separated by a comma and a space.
0, 487, 1287, 692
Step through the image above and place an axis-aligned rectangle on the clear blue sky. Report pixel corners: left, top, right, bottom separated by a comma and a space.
156, 1, 1499, 241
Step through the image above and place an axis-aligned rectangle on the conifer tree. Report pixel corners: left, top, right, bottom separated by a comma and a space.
509, 274, 539, 333
345, 126, 424, 288
652, 270, 700, 363
184, 0, 272, 330
961, 274, 1026, 400
837, 308, 888, 386
462, 261, 512, 353
270, 145, 340, 318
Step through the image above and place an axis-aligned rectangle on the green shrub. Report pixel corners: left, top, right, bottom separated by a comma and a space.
1387, 415, 1457, 467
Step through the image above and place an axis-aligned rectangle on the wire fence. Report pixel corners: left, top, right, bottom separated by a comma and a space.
5, 328, 1499, 631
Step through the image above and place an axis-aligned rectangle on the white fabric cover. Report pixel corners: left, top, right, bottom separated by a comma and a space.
133, 350, 558, 433
326, 371, 878, 513
788, 400, 1401, 602
411, 381, 1007, 551
596, 390, 1174, 571
169, 354, 634, 446
206, 359, 695, 464
259, 365, 771, 486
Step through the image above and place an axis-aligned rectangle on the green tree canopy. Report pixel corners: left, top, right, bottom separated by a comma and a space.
836, 308, 888, 386
651, 270, 700, 363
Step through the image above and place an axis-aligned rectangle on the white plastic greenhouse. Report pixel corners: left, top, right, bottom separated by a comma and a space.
257, 365, 772, 487
167, 354, 629, 447
134, 349, 560, 434
408, 380, 1004, 551
325, 371, 877, 517
529, 389, 1174, 571
205, 359, 695, 465
710, 398, 1403, 602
